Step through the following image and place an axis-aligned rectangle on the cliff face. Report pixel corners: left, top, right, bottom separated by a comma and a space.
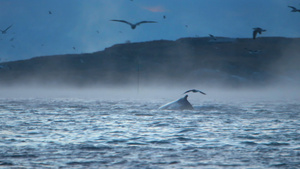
0, 37, 299, 87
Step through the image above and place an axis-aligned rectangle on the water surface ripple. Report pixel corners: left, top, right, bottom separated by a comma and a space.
0, 98, 299, 168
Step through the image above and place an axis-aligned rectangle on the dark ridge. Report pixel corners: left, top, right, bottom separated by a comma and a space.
0, 37, 300, 87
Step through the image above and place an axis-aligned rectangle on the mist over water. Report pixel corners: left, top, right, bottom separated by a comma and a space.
0, 80, 299, 101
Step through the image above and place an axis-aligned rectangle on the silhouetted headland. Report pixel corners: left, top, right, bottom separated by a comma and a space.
0, 37, 300, 87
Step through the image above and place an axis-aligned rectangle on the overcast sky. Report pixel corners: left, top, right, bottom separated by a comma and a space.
0, 0, 299, 62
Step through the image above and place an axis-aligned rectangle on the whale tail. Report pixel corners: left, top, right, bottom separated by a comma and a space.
159, 95, 194, 110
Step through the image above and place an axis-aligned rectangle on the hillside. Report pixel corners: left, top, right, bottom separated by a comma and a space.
0, 37, 300, 87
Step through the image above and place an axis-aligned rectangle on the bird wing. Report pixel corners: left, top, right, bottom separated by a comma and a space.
183, 89, 193, 94
3, 24, 13, 32
196, 90, 206, 95
253, 30, 258, 39
209, 34, 217, 40
288, 6, 297, 10
135, 21, 157, 26
110, 20, 134, 26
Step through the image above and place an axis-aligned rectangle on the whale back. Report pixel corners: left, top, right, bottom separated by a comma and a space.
159, 95, 194, 110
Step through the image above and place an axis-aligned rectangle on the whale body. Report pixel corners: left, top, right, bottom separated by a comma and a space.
159, 95, 194, 110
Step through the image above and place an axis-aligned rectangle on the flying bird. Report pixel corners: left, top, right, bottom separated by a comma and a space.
183, 89, 206, 95
244, 48, 262, 55
252, 27, 266, 39
110, 20, 157, 29
209, 34, 217, 40
0, 24, 13, 34
49, 11, 52, 14
288, 6, 300, 12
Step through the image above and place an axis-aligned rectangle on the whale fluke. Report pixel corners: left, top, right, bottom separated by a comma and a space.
159, 95, 194, 110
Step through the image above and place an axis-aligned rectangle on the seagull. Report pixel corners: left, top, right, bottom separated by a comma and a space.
183, 89, 206, 95
288, 6, 300, 12
0, 24, 13, 34
244, 48, 262, 55
253, 27, 266, 39
110, 20, 157, 29
209, 34, 217, 40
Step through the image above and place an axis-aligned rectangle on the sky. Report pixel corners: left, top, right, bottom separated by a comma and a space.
0, 0, 300, 62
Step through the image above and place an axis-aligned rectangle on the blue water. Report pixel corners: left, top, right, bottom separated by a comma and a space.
0, 97, 299, 168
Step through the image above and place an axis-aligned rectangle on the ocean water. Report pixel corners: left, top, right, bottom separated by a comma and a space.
0, 96, 299, 169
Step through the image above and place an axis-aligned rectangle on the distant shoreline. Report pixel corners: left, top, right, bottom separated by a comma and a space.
1, 37, 300, 87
